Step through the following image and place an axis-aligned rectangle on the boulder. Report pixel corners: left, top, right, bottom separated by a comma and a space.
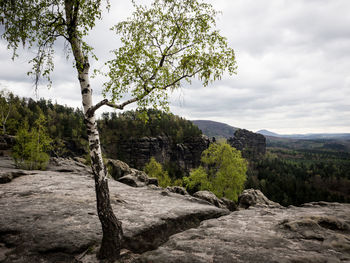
130, 168, 149, 183
238, 189, 282, 209
166, 186, 189, 195
118, 174, 139, 187
220, 197, 237, 211
148, 177, 159, 186
107, 159, 132, 180
117, 169, 151, 188
0, 172, 12, 184
193, 191, 226, 209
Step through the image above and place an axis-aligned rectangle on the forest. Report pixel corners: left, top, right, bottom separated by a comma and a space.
245, 146, 350, 206
1, 91, 349, 206
0, 91, 202, 158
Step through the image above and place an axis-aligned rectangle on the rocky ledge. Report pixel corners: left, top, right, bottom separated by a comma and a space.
138, 202, 350, 263
0, 157, 227, 263
0, 156, 349, 263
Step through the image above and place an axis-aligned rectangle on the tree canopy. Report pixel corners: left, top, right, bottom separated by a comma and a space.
101, 0, 236, 112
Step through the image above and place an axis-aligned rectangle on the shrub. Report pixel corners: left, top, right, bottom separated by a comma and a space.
184, 142, 247, 201
144, 157, 171, 187
12, 114, 52, 170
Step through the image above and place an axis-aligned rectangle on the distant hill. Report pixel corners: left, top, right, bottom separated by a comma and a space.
257, 129, 279, 137
257, 129, 350, 140
257, 130, 350, 152
192, 120, 238, 139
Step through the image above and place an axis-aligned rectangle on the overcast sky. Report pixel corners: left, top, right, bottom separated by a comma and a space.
1, 0, 349, 134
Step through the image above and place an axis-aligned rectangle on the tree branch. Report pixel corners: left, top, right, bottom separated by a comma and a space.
97, 68, 203, 115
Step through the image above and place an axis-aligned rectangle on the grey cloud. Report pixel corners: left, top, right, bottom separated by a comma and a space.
1, 0, 350, 133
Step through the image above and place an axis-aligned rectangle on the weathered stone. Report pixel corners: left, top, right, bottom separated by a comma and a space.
118, 174, 141, 187
166, 186, 189, 195
0, 172, 13, 184
147, 177, 158, 186
130, 169, 149, 183
105, 136, 172, 170
2, 157, 349, 263
0, 157, 227, 262
107, 159, 131, 180
137, 202, 350, 263
220, 197, 237, 211
228, 129, 266, 160
238, 189, 283, 209
173, 135, 210, 172
0, 170, 29, 184
47, 157, 90, 174
73, 156, 86, 164
104, 135, 210, 174
193, 191, 226, 209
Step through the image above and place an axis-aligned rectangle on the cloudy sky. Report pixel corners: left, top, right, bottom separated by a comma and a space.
1, 0, 349, 134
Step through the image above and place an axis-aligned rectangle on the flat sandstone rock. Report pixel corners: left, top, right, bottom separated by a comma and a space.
137, 202, 350, 263
0, 158, 227, 262
1, 157, 349, 263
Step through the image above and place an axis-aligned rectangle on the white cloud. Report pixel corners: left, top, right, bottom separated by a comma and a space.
1, 0, 349, 134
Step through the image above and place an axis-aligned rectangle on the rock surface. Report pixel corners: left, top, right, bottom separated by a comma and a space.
1, 157, 349, 263
193, 191, 227, 209
107, 158, 157, 187
166, 186, 189, 195
137, 202, 350, 263
228, 129, 266, 159
238, 189, 283, 209
104, 135, 210, 174
107, 159, 132, 180
0, 157, 227, 263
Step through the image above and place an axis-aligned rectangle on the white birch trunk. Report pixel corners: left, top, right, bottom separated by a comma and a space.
65, 2, 123, 260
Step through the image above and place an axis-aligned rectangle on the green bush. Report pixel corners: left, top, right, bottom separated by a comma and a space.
12, 114, 52, 170
144, 157, 171, 187
184, 142, 247, 201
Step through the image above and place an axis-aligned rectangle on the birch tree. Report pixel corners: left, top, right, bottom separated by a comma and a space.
0, 0, 237, 260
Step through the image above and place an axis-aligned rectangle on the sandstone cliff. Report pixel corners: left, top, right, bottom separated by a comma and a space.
228, 129, 266, 160
103, 135, 210, 173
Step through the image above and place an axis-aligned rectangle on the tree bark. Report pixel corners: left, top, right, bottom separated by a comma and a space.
77, 52, 123, 261
64, 1, 123, 260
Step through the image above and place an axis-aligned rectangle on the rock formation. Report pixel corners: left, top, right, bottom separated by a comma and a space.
0, 157, 349, 263
104, 135, 210, 173
107, 158, 158, 187
0, 157, 227, 263
137, 202, 350, 263
193, 191, 228, 210
238, 189, 283, 209
172, 135, 210, 172
228, 129, 266, 159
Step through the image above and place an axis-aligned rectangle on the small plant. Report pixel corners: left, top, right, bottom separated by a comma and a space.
12, 114, 52, 170
144, 157, 171, 187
